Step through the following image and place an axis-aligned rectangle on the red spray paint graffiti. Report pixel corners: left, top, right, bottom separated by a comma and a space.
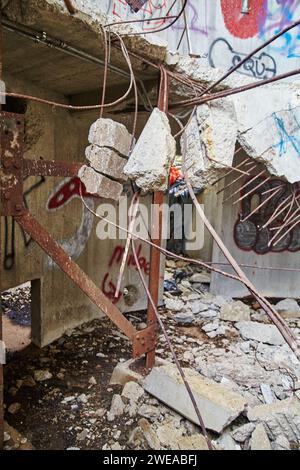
221, 0, 268, 39
102, 243, 150, 303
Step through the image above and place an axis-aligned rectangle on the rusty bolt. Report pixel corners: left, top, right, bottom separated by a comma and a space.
15, 204, 23, 212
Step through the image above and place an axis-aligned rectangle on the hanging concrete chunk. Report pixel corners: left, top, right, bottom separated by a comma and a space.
88, 118, 132, 157
85, 145, 128, 182
247, 397, 300, 442
181, 98, 237, 189
143, 364, 247, 434
124, 108, 176, 192
233, 84, 300, 183
78, 165, 123, 201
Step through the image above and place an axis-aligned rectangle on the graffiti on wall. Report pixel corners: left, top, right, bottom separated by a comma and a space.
209, 38, 276, 79
103, 0, 300, 79
102, 243, 150, 304
3, 176, 45, 270
234, 178, 300, 254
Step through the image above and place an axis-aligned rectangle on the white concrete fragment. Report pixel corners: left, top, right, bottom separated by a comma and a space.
260, 383, 275, 404
220, 301, 251, 322
275, 298, 300, 319
121, 381, 144, 403
233, 84, 300, 183
231, 423, 256, 443
85, 145, 128, 182
107, 394, 125, 421
235, 321, 285, 346
143, 364, 247, 434
124, 108, 176, 192
181, 99, 237, 189
88, 118, 132, 156
247, 397, 300, 441
250, 423, 272, 450
78, 165, 123, 201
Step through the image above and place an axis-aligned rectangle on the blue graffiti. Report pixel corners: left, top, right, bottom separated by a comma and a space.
273, 107, 300, 158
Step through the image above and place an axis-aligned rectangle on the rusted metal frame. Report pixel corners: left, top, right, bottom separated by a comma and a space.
63, 0, 77, 15
14, 210, 139, 340
0, 112, 156, 357
145, 67, 169, 369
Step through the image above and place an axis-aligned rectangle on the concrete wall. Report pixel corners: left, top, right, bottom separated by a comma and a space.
99, 0, 300, 81
1, 73, 163, 347
210, 151, 300, 298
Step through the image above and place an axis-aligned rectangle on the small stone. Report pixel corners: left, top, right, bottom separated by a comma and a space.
190, 273, 210, 284
250, 423, 271, 450
174, 312, 194, 325
183, 351, 194, 362
77, 394, 88, 404
236, 321, 285, 346
121, 381, 144, 403
88, 377, 97, 385
8, 403, 21, 415
4, 432, 10, 443
275, 298, 300, 319
231, 423, 256, 443
34, 370, 53, 382
107, 394, 125, 421
138, 404, 160, 420
202, 321, 219, 333
165, 298, 185, 312
76, 429, 89, 442
20, 376, 36, 387
220, 301, 251, 322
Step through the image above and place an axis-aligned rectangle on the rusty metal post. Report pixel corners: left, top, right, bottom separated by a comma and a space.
145, 68, 169, 369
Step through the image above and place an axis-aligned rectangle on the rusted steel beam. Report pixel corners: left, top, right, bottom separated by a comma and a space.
145, 68, 169, 369
23, 159, 82, 178
14, 210, 137, 341
63, 0, 77, 15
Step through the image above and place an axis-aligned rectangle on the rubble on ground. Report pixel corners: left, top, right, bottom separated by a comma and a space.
3, 263, 300, 451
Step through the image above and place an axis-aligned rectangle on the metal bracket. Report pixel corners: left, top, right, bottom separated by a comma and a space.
132, 324, 157, 358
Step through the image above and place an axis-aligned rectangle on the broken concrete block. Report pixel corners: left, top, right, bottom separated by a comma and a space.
143, 364, 247, 434
78, 165, 123, 201
233, 84, 300, 184
275, 298, 300, 319
178, 434, 209, 450
88, 118, 132, 157
220, 301, 251, 322
124, 108, 176, 192
250, 423, 272, 450
121, 381, 144, 403
231, 423, 256, 443
107, 394, 125, 422
247, 397, 300, 441
181, 99, 237, 189
138, 418, 161, 450
85, 145, 128, 182
235, 321, 285, 346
